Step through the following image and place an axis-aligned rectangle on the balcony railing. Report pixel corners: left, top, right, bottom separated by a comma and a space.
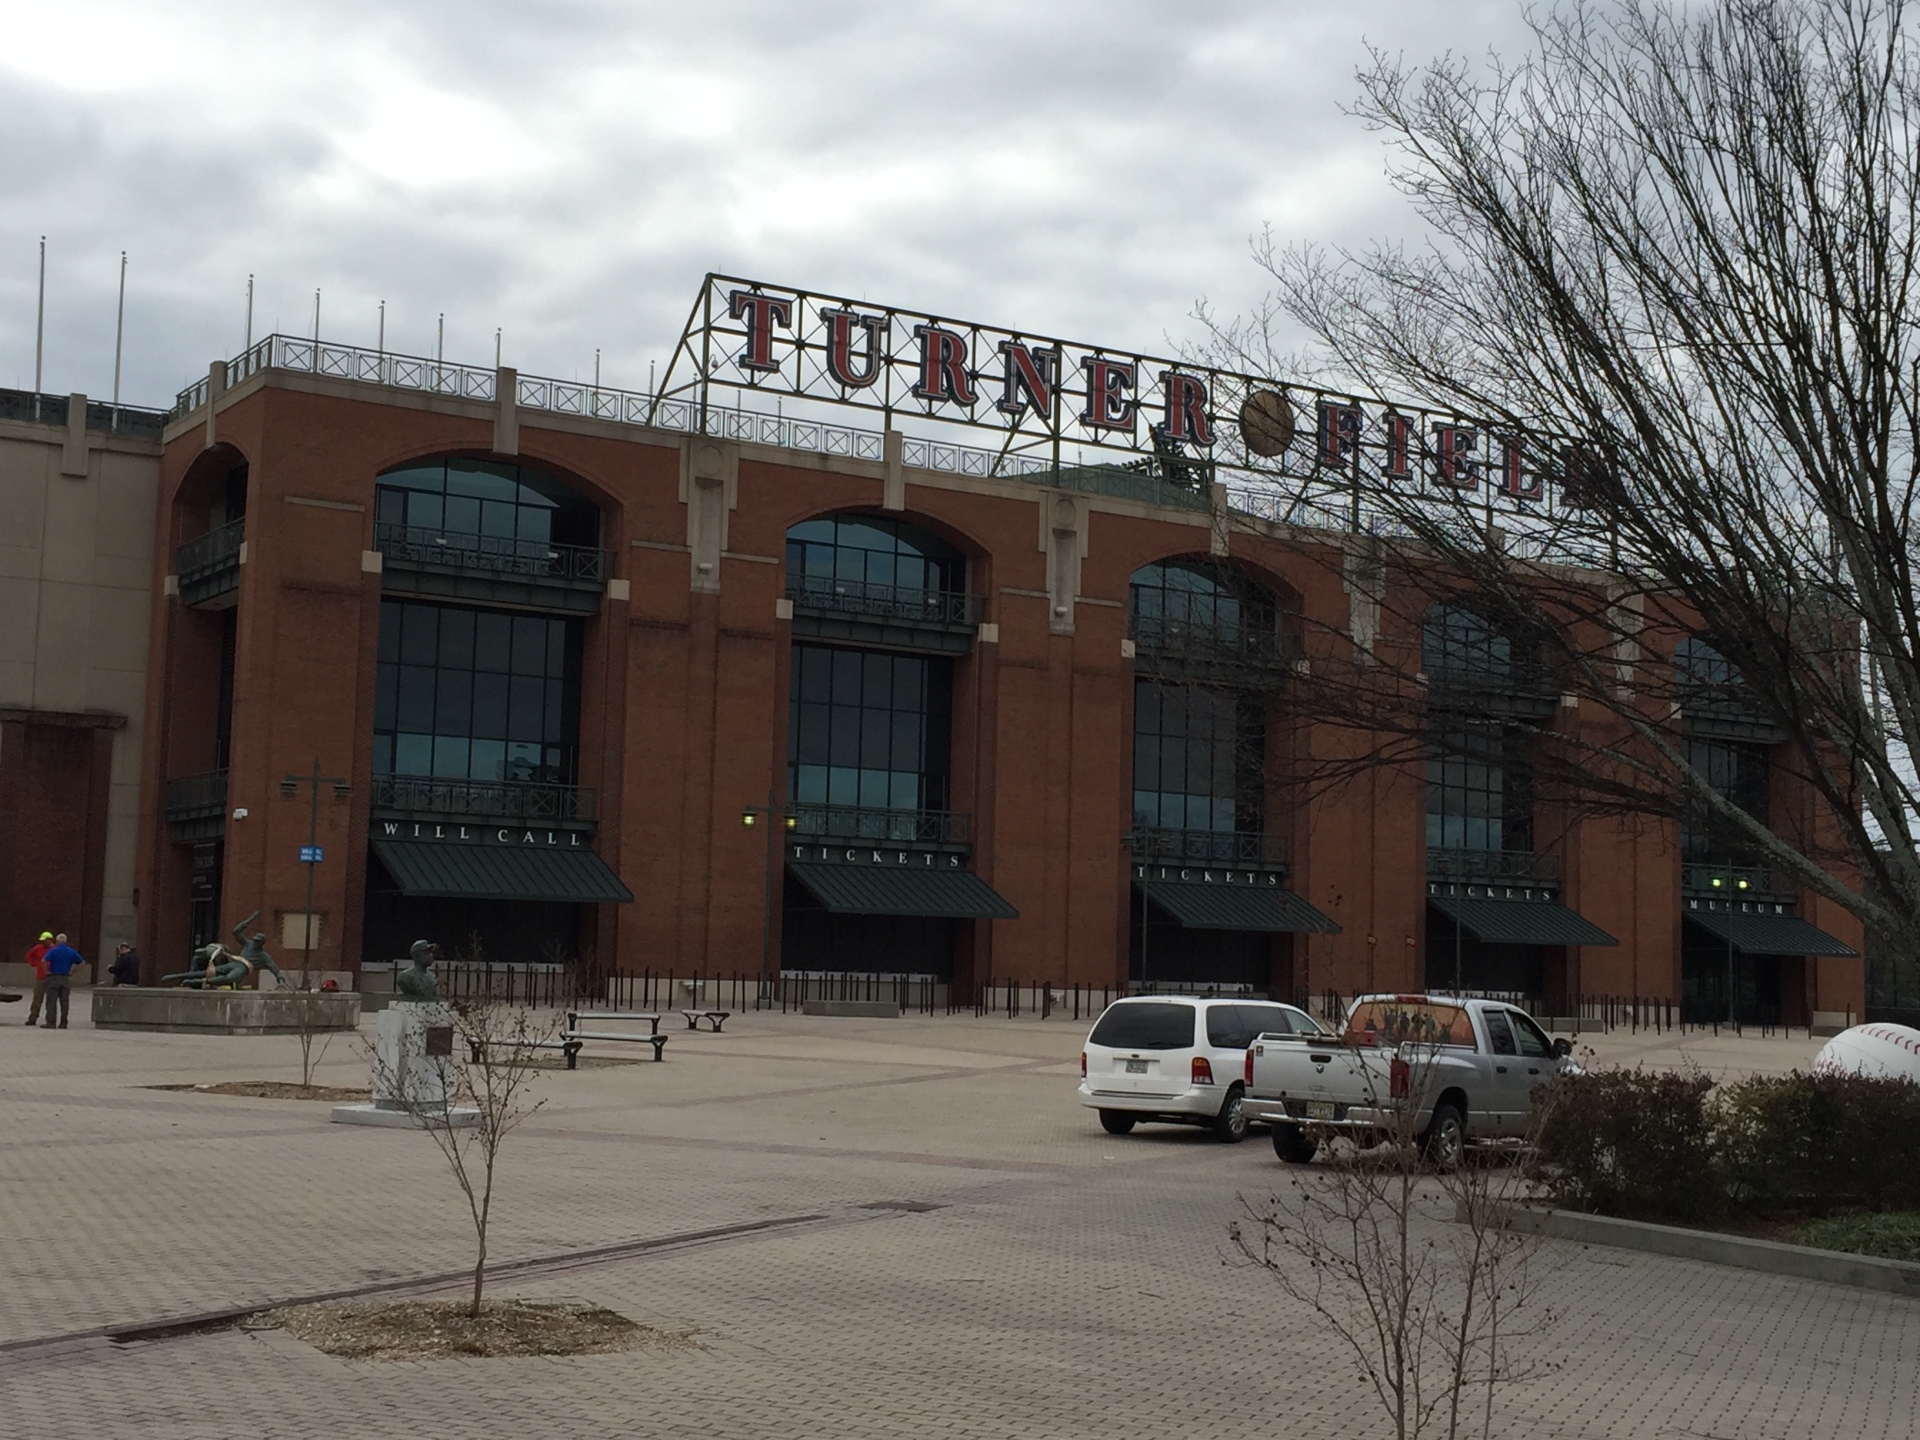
786, 803, 970, 848
1682, 863, 1793, 902
784, 574, 982, 629
1428, 660, 1559, 718
371, 775, 595, 824
1130, 617, 1296, 685
1426, 847, 1561, 885
375, 523, 610, 583
165, 769, 229, 820
0, 387, 168, 438
176, 517, 245, 606
1126, 827, 1289, 870
165, 769, 229, 840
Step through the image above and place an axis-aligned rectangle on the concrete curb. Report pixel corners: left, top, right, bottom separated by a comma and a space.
1478, 1203, 1920, 1297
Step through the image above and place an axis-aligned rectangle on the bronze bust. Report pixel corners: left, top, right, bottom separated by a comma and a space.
395, 940, 441, 1002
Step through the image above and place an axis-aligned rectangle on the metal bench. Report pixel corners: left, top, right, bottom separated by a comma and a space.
467, 1035, 585, 1070
564, 1010, 669, 1061
680, 1008, 731, 1032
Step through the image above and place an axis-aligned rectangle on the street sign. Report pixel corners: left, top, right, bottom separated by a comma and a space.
299, 845, 324, 863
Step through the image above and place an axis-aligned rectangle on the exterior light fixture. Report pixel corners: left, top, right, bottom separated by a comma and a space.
785, 814, 798, 831
1710, 876, 1724, 888
742, 811, 757, 828
1737, 878, 1750, 890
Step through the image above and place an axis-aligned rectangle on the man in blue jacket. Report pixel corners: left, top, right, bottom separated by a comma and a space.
40, 934, 83, 1030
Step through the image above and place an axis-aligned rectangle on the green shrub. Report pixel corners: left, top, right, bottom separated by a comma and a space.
1716, 1073, 1920, 1216
1531, 1070, 1725, 1222
1787, 1211, 1920, 1262
1532, 1068, 1920, 1223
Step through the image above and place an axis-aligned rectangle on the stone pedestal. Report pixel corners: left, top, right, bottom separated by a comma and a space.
331, 1003, 478, 1129
91, 987, 361, 1035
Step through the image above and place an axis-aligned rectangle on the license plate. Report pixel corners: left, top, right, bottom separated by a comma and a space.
1305, 1101, 1336, 1121
1125, 1059, 1148, 1074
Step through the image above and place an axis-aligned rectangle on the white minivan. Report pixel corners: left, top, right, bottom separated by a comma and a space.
1077, 995, 1329, 1142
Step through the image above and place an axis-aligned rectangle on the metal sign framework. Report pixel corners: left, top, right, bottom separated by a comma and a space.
653, 274, 1605, 533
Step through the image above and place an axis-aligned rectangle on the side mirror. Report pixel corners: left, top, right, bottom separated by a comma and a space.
1552, 1037, 1573, 1059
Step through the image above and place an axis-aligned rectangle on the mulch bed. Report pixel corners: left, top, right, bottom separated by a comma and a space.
143, 1080, 370, 1102
257, 1298, 699, 1360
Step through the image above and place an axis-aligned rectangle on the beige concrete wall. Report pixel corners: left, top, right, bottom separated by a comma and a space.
0, 405, 161, 955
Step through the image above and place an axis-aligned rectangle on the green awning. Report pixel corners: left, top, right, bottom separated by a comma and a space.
1684, 911, 1858, 957
1429, 895, 1618, 947
371, 839, 634, 904
787, 861, 1018, 919
1142, 880, 1342, 935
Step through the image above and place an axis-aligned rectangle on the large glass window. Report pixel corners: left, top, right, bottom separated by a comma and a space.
1132, 680, 1264, 832
1427, 720, 1533, 851
786, 514, 964, 596
1129, 559, 1275, 651
1423, 604, 1513, 684
1681, 736, 1769, 862
373, 599, 581, 785
787, 643, 952, 810
376, 458, 599, 550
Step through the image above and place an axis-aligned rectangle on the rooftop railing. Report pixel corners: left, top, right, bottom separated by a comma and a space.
0, 387, 169, 438
172, 334, 1054, 486
371, 775, 595, 824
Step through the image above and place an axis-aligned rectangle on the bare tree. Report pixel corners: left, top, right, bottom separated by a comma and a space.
1204, 0, 1920, 962
1231, 1054, 1553, 1439
390, 995, 554, 1317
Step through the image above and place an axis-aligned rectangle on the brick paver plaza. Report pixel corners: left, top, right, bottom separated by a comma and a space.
0, 1005, 1913, 1438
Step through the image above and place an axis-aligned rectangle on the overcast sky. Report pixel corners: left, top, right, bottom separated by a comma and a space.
0, 0, 1540, 412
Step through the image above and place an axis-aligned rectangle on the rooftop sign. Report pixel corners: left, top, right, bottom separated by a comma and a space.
653, 275, 1602, 518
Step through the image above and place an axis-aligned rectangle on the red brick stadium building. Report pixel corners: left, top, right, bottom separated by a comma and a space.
131, 278, 1866, 1024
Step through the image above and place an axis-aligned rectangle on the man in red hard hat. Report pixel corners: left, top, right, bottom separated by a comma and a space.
23, 932, 52, 1026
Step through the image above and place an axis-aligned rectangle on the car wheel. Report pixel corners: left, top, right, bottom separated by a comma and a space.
1271, 1123, 1318, 1164
1421, 1102, 1466, 1171
1098, 1110, 1137, 1135
1211, 1085, 1248, 1143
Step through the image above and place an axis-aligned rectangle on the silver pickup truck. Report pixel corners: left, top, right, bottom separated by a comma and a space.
1240, 994, 1575, 1167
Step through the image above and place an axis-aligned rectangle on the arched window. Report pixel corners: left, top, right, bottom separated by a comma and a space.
1129, 559, 1275, 653
1422, 605, 1512, 684
785, 513, 965, 598
376, 457, 600, 551
1675, 635, 1739, 690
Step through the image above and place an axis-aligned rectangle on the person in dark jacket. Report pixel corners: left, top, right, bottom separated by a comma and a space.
40, 935, 83, 1029
110, 945, 142, 986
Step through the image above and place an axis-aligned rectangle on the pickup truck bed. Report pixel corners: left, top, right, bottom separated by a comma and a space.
1241, 994, 1573, 1165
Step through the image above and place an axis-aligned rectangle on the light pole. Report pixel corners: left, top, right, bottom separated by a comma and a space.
281, 760, 349, 986
742, 795, 797, 1008
1706, 867, 1751, 1025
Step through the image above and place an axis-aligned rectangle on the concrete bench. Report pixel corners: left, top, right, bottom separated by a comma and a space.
680, 1008, 731, 1032
467, 1035, 585, 1070
569, 1009, 662, 1034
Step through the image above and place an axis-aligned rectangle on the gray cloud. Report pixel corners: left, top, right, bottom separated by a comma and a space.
0, 0, 1539, 410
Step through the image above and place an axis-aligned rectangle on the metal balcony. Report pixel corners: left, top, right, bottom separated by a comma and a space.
1681, 863, 1794, 903
176, 518, 244, 608
370, 775, 595, 827
1129, 617, 1296, 688
784, 574, 983, 655
1423, 657, 1559, 719
164, 769, 228, 841
375, 522, 612, 615
1426, 846, 1561, 885
1125, 826, 1289, 873
785, 803, 971, 852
